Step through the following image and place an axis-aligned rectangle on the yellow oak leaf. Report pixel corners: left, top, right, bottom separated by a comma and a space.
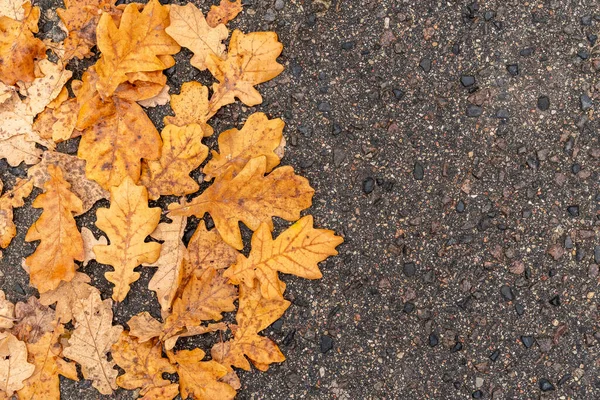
161, 268, 236, 350
17, 324, 78, 400
211, 283, 289, 373
0, 333, 35, 397
62, 289, 123, 395
0, 291, 14, 330
0, 178, 33, 250
127, 312, 162, 344
0, 135, 42, 166
81, 227, 107, 266
169, 156, 314, 250
11, 297, 55, 344
166, 3, 228, 71
225, 215, 343, 299
203, 112, 284, 181
206, 30, 284, 114
77, 97, 162, 190
112, 332, 178, 399
140, 124, 208, 200
169, 348, 236, 400
206, 0, 243, 28
0, 4, 46, 85
24, 165, 84, 293
94, 177, 161, 302
38, 272, 97, 324
163, 81, 213, 136
142, 208, 187, 313
94, 0, 180, 98
27, 151, 109, 215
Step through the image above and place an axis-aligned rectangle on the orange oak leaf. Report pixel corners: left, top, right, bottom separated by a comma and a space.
161, 268, 236, 350
0, 3, 46, 85
38, 272, 97, 323
137, 84, 170, 108
94, 0, 180, 98
225, 215, 343, 299
162, 82, 213, 136
11, 297, 55, 344
203, 112, 284, 181
77, 97, 162, 190
94, 177, 161, 302
0, 333, 35, 397
33, 97, 80, 143
185, 220, 238, 277
169, 348, 236, 400
0, 178, 33, 250
140, 124, 208, 200
166, 3, 228, 71
206, 30, 284, 115
81, 227, 107, 266
211, 283, 289, 374
0, 291, 14, 330
62, 290, 123, 395
206, 0, 243, 28
169, 156, 314, 250
17, 324, 79, 400
112, 332, 178, 399
127, 312, 162, 344
24, 165, 84, 293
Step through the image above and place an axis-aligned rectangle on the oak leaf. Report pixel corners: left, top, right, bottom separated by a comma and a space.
0, 333, 35, 397
225, 215, 343, 299
112, 332, 178, 399
206, 30, 284, 114
62, 289, 123, 395
127, 312, 162, 344
211, 283, 289, 376
169, 156, 314, 249
27, 151, 109, 215
0, 178, 33, 251
163, 81, 213, 136
25, 165, 84, 293
137, 84, 170, 108
185, 220, 238, 277
206, 0, 243, 28
33, 97, 80, 143
81, 227, 107, 266
169, 348, 236, 400
161, 268, 236, 350
94, 177, 161, 302
203, 112, 284, 181
94, 0, 180, 98
0, 135, 42, 166
0, 0, 27, 20
11, 297, 55, 344
0, 291, 14, 330
38, 272, 97, 324
17, 324, 78, 400
166, 3, 228, 71
140, 124, 208, 200
77, 97, 162, 190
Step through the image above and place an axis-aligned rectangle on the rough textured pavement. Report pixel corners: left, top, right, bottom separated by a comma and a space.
1, 0, 600, 399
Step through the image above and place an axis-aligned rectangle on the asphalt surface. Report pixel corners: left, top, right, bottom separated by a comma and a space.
1, 0, 600, 399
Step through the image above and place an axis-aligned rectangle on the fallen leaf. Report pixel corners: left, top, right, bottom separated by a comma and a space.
0, 178, 33, 250
33, 97, 80, 143
94, 177, 161, 302
94, 0, 180, 98
163, 323, 226, 352
203, 112, 284, 181
206, 0, 243, 28
163, 81, 213, 136
27, 151, 109, 215
62, 289, 123, 395
12, 297, 55, 344
127, 312, 162, 343
206, 30, 284, 115
39, 272, 97, 324
17, 324, 78, 400
166, 3, 228, 71
0, 333, 35, 397
140, 124, 208, 200
185, 220, 238, 276
0, 290, 14, 329
137, 84, 170, 108
169, 156, 314, 250
0, 135, 42, 166
25, 165, 84, 293
77, 97, 162, 190
0, 0, 27, 20
225, 215, 343, 299
81, 227, 107, 266
169, 348, 236, 400
18, 59, 72, 117
112, 332, 178, 399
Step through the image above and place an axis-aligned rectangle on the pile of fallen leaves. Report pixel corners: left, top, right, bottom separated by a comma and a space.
0, 0, 343, 398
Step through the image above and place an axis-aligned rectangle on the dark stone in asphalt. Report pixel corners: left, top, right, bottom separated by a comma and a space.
472, 390, 483, 399
520, 47, 534, 56
581, 15, 593, 25
403, 262, 416, 277
496, 109, 509, 118
521, 335, 535, 348
318, 102, 331, 112
320, 335, 334, 353
580, 94, 592, 111
403, 302, 415, 313
362, 177, 375, 194
489, 349, 500, 362
456, 200, 465, 213
452, 43, 460, 55
567, 205, 579, 216
428, 332, 439, 347
413, 162, 424, 180
571, 163, 581, 174
506, 64, 519, 76
460, 75, 475, 87
515, 303, 525, 316
341, 41, 355, 50
558, 374, 572, 386
549, 295, 561, 306
450, 342, 463, 353
419, 58, 431, 72
500, 285, 515, 301
466, 104, 482, 117
577, 50, 589, 60
331, 123, 342, 135
393, 89, 405, 100
484, 10, 495, 21
537, 96, 550, 110
594, 246, 600, 263
539, 378, 555, 392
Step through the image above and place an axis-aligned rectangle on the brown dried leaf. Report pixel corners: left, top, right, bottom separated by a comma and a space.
137, 84, 170, 108
0, 135, 42, 166
169, 156, 314, 249
12, 297, 55, 344
127, 312, 162, 344
25, 165, 84, 293
94, 177, 161, 302
163, 81, 213, 136
33, 97, 80, 143
166, 3, 228, 71
62, 289, 123, 395
18, 59, 73, 117
206, 0, 242, 28
185, 220, 238, 276
0, 291, 14, 330
0, 333, 35, 397
0, 178, 33, 250
38, 272, 96, 324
